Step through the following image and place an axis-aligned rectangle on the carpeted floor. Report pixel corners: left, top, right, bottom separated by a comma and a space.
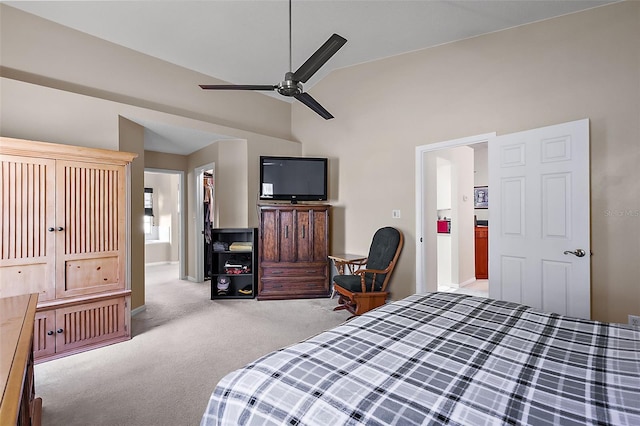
34, 263, 351, 426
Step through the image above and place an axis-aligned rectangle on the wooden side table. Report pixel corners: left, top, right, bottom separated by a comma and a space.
328, 254, 367, 297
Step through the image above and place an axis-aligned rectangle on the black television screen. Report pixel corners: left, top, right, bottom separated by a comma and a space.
260, 156, 328, 202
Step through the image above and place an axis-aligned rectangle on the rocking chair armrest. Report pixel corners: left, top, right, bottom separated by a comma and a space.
348, 258, 368, 271
355, 267, 392, 292
354, 264, 394, 277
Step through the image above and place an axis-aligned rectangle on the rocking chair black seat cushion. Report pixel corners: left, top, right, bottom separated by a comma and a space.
333, 274, 369, 292
334, 227, 402, 293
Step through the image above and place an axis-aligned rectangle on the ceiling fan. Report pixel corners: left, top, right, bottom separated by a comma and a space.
199, 0, 347, 120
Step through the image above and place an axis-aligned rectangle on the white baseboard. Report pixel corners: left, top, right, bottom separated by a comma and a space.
131, 305, 147, 316
145, 261, 179, 267
458, 277, 477, 288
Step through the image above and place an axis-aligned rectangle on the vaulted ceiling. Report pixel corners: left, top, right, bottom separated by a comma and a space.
5, 0, 614, 154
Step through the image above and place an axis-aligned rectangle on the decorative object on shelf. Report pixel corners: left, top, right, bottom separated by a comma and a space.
213, 241, 229, 252
238, 285, 253, 296
474, 186, 489, 208
216, 277, 230, 296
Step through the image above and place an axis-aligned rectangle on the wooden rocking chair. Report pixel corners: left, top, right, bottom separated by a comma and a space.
333, 227, 404, 316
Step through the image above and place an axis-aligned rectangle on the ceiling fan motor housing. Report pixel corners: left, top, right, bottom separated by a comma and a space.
277, 72, 303, 96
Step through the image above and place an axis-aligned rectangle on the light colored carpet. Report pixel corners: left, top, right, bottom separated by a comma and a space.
35, 263, 351, 426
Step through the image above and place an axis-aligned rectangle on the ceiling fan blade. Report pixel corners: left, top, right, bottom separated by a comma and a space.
293, 33, 347, 83
200, 84, 277, 91
293, 92, 334, 120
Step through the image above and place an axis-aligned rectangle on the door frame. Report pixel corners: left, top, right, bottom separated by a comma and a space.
144, 168, 186, 280
415, 132, 496, 293
194, 162, 215, 283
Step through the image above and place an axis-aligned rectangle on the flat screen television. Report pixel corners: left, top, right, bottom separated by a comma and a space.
260, 156, 328, 203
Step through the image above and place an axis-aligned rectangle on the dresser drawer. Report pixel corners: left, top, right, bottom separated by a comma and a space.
261, 264, 327, 278
258, 278, 329, 299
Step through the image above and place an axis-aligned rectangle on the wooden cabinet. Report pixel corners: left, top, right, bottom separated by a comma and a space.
33, 297, 128, 360
0, 294, 42, 426
258, 204, 330, 299
475, 226, 488, 279
209, 228, 257, 299
0, 137, 136, 362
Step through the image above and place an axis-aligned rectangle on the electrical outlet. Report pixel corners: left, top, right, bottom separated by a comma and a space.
629, 315, 640, 328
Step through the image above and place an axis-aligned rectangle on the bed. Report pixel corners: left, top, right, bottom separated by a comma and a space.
201, 292, 640, 425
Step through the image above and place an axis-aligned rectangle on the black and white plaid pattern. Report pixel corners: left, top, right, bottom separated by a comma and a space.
201, 292, 640, 425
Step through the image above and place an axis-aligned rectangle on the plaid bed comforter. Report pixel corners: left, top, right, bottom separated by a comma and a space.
201, 292, 640, 425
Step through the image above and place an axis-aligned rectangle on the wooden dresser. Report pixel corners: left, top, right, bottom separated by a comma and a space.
0, 137, 136, 362
258, 204, 330, 299
0, 294, 42, 426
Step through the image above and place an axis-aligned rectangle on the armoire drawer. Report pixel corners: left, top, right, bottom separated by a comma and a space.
261, 265, 327, 278
259, 278, 329, 299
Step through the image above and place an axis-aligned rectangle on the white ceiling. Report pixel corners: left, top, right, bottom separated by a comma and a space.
5, 0, 614, 154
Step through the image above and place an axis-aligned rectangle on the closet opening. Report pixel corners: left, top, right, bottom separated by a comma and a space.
194, 163, 215, 283
203, 169, 214, 281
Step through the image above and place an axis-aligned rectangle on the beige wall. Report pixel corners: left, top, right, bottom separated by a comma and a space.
292, 2, 640, 323
2, 2, 638, 322
118, 117, 146, 310
0, 4, 292, 140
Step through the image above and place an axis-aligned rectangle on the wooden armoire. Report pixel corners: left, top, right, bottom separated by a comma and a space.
0, 137, 137, 362
257, 204, 330, 300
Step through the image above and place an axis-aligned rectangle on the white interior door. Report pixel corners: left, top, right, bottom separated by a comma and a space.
488, 119, 590, 318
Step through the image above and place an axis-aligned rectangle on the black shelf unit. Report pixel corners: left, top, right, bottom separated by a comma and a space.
210, 228, 257, 300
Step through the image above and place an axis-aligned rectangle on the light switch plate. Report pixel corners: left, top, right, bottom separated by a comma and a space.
392, 210, 401, 219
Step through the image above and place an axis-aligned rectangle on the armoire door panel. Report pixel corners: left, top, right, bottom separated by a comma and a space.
278, 209, 295, 262
56, 161, 126, 298
0, 155, 56, 301
33, 310, 57, 359
259, 209, 278, 262
55, 297, 127, 353
0, 263, 52, 300
311, 210, 328, 261
296, 210, 311, 261
62, 255, 121, 296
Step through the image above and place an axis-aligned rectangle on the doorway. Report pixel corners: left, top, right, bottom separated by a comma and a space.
143, 169, 186, 280
194, 163, 215, 283
415, 133, 495, 294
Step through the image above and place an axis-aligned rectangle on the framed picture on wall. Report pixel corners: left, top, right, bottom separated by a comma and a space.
474, 186, 488, 208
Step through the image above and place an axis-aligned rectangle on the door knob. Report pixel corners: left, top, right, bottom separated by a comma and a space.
48, 227, 55, 232
564, 249, 586, 257
47, 330, 54, 336
57, 328, 64, 333
57, 226, 64, 231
